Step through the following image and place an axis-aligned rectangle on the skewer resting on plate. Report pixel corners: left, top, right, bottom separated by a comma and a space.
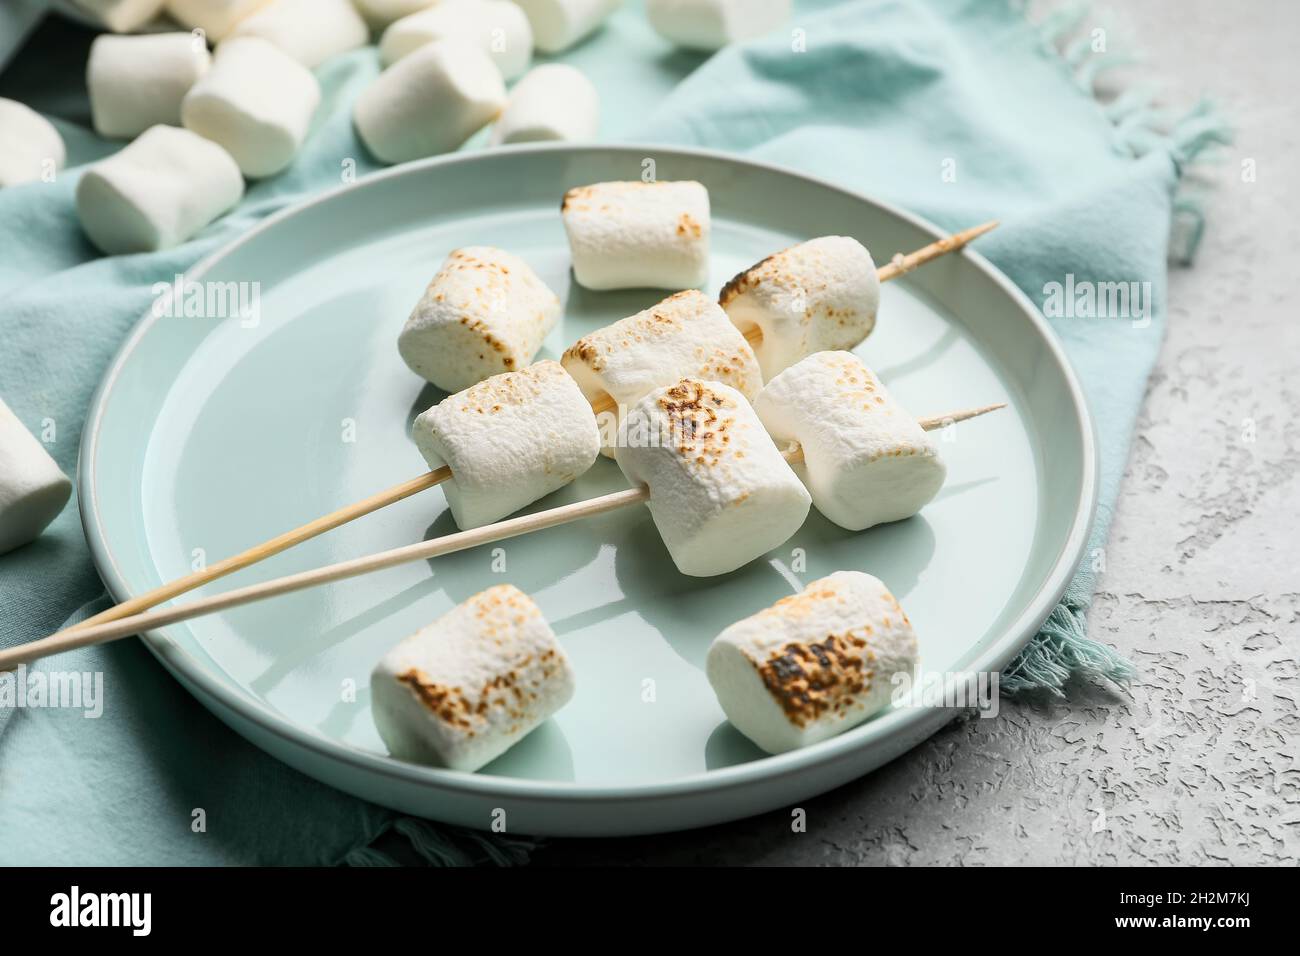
3, 367, 1004, 670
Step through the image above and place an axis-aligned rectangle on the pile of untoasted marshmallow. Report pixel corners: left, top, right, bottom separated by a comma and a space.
0, 1, 793, 253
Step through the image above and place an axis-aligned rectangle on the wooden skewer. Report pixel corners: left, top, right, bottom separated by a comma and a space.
4, 403, 1006, 670
63, 223, 998, 637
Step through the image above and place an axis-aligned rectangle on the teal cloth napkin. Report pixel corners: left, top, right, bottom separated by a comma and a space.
0, 0, 1225, 865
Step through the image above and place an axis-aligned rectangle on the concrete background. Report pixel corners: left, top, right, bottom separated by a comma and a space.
533, 0, 1300, 866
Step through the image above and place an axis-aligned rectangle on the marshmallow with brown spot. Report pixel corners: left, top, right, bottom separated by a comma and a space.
706, 570, 919, 754
380, 0, 533, 80
561, 179, 710, 290
411, 361, 600, 530
561, 290, 762, 457
720, 235, 880, 381
646, 0, 791, 51
614, 379, 810, 577
371, 584, 576, 771
399, 246, 561, 393
753, 351, 946, 531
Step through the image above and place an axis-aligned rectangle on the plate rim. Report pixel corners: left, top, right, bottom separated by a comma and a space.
78, 142, 1098, 804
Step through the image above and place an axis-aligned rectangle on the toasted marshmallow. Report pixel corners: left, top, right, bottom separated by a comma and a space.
646, 0, 790, 51
354, 0, 438, 30
0, 99, 64, 188
707, 571, 919, 754
76, 125, 243, 255
371, 585, 576, 771
88, 33, 211, 140
75, 0, 168, 33
380, 0, 533, 80
180, 37, 319, 178
0, 398, 72, 555
721, 236, 879, 380
514, 0, 619, 53
615, 379, 810, 577
398, 246, 560, 393
166, 0, 271, 41
754, 351, 945, 530
354, 39, 506, 165
562, 290, 761, 457
228, 0, 369, 68
562, 179, 710, 291
490, 63, 598, 145
412, 361, 600, 529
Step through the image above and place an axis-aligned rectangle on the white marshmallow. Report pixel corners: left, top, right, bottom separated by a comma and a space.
371, 585, 575, 771
562, 290, 762, 457
561, 179, 710, 291
353, 0, 438, 31
720, 236, 880, 381
380, 0, 533, 81
514, 0, 619, 53
490, 63, 598, 145
181, 36, 320, 178
75, 125, 243, 255
88, 33, 211, 140
614, 379, 810, 577
646, 0, 791, 51
754, 351, 946, 531
412, 361, 600, 530
354, 39, 506, 165
398, 246, 561, 393
228, 0, 369, 69
706, 571, 919, 754
0, 398, 72, 556
0, 98, 64, 188
74, 0, 168, 32
165, 0, 271, 42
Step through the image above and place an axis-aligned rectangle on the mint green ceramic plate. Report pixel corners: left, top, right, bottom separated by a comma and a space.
81, 144, 1095, 836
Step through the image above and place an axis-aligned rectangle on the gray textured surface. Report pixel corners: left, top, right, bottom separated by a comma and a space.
532, 0, 1300, 866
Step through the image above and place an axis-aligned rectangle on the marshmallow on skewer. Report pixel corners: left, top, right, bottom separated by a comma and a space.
490, 63, 598, 145
720, 236, 879, 381
228, 0, 369, 69
412, 361, 600, 530
646, 0, 791, 51
166, 0, 271, 41
0, 98, 64, 188
181, 36, 320, 178
753, 351, 945, 531
0, 398, 72, 556
371, 584, 576, 771
354, 0, 437, 31
561, 179, 710, 291
615, 379, 811, 576
88, 33, 211, 140
562, 290, 761, 456
514, 0, 619, 53
75, 0, 167, 32
380, 0, 533, 80
398, 246, 561, 393
707, 571, 918, 754
75, 125, 244, 255
354, 40, 507, 165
